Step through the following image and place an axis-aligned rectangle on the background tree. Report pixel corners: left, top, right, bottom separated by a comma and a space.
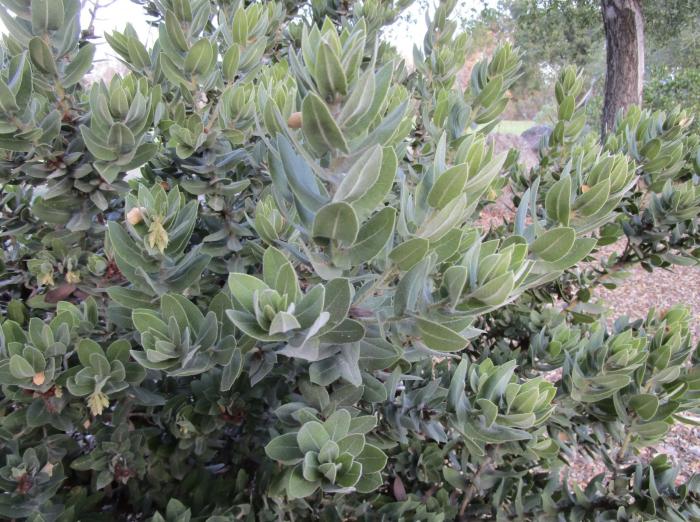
600, 0, 644, 134
477, 0, 700, 129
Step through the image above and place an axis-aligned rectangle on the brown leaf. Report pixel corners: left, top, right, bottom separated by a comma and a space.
393, 475, 407, 501
44, 284, 77, 303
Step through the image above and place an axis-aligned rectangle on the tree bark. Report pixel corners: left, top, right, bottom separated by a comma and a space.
600, 0, 644, 136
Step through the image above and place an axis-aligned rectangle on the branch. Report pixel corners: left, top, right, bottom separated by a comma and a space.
458, 453, 493, 518
83, 0, 118, 38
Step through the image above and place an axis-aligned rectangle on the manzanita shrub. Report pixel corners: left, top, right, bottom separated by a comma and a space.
0, 0, 699, 520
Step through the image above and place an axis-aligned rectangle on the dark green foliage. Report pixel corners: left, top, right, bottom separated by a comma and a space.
0, 0, 699, 520
646, 66, 700, 133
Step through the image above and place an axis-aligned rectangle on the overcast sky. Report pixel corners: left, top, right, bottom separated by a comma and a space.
2, 0, 498, 63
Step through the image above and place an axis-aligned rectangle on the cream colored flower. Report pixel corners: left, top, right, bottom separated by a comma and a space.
146, 216, 169, 254
87, 390, 110, 416
38, 272, 54, 287
65, 271, 81, 284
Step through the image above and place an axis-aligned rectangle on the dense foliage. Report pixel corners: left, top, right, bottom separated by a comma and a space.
0, 0, 699, 520
645, 67, 700, 134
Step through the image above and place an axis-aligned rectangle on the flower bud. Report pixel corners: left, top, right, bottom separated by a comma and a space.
287, 112, 302, 129
126, 207, 145, 225
87, 255, 107, 276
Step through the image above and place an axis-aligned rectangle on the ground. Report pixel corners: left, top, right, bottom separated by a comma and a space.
487, 122, 700, 485
494, 120, 536, 135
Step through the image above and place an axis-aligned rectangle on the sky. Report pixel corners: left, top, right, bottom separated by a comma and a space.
1, 0, 498, 64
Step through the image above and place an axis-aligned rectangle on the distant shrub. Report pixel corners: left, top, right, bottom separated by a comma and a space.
646, 66, 700, 132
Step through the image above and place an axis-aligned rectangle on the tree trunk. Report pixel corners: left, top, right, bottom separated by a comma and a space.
600, 0, 644, 136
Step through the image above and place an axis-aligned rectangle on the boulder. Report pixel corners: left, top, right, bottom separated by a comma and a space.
521, 124, 552, 151
487, 133, 539, 169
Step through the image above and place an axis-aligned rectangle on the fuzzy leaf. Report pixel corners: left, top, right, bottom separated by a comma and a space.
417, 317, 469, 352
265, 433, 303, 464
302, 92, 349, 156
312, 202, 359, 246
530, 227, 575, 262
297, 421, 330, 453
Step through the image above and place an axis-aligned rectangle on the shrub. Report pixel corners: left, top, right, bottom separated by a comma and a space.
645, 66, 700, 134
0, 0, 699, 520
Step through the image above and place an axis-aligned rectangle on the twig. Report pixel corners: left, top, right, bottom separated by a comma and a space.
83, 0, 118, 37
458, 454, 493, 518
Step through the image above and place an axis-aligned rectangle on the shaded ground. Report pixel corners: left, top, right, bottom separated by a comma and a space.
483, 128, 700, 485
570, 245, 700, 484
565, 243, 700, 483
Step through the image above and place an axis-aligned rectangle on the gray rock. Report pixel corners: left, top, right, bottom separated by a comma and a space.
521, 125, 552, 151
487, 133, 539, 170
